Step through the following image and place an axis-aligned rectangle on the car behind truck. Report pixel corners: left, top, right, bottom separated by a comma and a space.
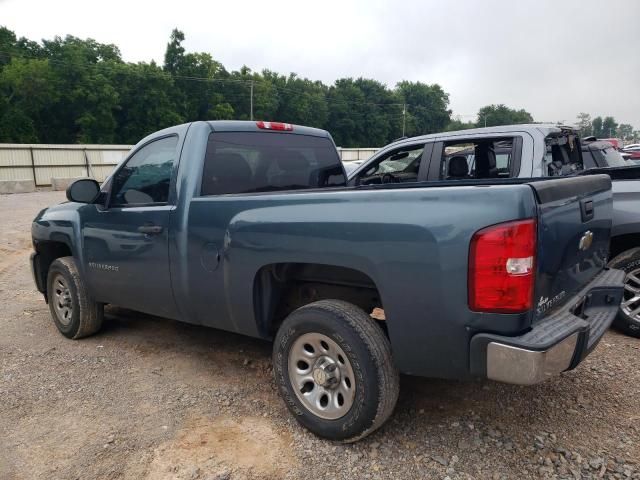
350, 124, 640, 337
31, 121, 624, 441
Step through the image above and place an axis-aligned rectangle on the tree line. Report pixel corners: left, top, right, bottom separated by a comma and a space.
0, 27, 636, 147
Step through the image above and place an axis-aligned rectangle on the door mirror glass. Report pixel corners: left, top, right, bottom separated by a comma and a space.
66, 178, 100, 204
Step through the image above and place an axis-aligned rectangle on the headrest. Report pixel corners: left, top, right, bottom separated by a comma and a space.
448, 155, 469, 177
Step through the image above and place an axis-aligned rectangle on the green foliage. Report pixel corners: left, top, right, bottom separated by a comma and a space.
576, 112, 592, 136
4, 26, 632, 148
602, 116, 618, 138
396, 81, 451, 136
592, 116, 604, 137
618, 123, 634, 140
445, 118, 476, 131
0, 26, 453, 146
475, 104, 533, 127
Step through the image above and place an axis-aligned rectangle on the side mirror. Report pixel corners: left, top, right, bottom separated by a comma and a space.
66, 178, 100, 204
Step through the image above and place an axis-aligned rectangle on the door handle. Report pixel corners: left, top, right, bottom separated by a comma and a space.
137, 224, 163, 235
580, 199, 594, 222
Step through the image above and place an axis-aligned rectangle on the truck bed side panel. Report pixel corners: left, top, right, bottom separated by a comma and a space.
182, 185, 538, 378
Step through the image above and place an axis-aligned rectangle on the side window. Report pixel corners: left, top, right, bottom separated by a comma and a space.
356, 145, 424, 185
110, 136, 178, 206
440, 138, 515, 180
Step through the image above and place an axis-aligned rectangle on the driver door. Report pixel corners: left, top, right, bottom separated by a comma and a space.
82, 135, 179, 319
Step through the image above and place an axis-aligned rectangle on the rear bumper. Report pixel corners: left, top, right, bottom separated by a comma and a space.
469, 268, 625, 385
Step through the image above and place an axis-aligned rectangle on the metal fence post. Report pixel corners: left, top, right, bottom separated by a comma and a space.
29, 147, 37, 187
83, 149, 94, 178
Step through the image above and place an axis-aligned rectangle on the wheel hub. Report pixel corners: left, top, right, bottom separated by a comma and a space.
287, 332, 356, 420
52, 273, 73, 326
621, 267, 640, 320
312, 358, 340, 388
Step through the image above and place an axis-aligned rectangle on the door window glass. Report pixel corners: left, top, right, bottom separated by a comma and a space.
111, 136, 178, 206
356, 145, 424, 185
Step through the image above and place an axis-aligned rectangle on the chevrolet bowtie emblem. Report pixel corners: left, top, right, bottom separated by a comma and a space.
578, 230, 594, 251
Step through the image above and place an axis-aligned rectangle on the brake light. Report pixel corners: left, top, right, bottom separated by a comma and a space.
256, 121, 293, 131
469, 219, 536, 313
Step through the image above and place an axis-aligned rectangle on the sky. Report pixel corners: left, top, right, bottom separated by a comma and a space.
2, 0, 639, 128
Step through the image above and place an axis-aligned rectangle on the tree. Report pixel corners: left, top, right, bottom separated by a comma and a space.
395, 81, 451, 137
576, 112, 592, 137
163, 29, 185, 75
602, 116, 618, 138
476, 104, 533, 127
0, 26, 460, 146
592, 116, 604, 137
112, 62, 183, 143
446, 118, 476, 131
618, 123, 634, 140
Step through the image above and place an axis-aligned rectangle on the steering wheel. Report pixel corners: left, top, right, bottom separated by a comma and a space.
381, 173, 397, 184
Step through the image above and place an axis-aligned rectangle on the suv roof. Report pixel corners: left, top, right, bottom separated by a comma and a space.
383, 124, 577, 150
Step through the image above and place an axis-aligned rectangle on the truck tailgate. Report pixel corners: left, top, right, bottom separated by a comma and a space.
529, 175, 612, 320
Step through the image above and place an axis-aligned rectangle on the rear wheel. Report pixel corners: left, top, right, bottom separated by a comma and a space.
608, 248, 640, 338
273, 300, 399, 442
47, 257, 103, 339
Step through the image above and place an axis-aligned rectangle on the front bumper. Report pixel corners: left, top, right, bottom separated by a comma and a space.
469, 268, 625, 385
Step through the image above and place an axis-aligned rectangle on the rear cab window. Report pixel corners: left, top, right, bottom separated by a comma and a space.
201, 132, 346, 195
543, 132, 583, 176
439, 137, 517, 180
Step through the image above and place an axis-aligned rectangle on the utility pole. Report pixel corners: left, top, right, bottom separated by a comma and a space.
402, 104, 406, 137
484, 115, 487, 128
249, 80, 254, 121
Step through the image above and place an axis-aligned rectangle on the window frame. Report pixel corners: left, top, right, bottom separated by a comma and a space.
428, 135, 523, 181
350, 141, 433, 186
106, 134, 180, 209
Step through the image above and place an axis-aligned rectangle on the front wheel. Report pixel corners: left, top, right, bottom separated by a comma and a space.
273, 300, 399, 442
608, 248, 640, 338
47, 257, 103, 339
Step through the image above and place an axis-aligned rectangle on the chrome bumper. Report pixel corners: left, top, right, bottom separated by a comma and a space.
469, 268, 625, 385
486, 332, 579, 385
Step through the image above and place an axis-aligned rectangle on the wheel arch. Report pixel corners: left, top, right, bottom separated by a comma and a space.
252, 262, 384, 338
33, 240, 73, 300
609, 233, 640, 261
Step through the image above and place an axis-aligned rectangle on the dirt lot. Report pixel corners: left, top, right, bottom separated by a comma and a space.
1, 191, 639, 480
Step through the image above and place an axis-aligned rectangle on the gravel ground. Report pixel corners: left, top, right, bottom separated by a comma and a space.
1, 190, 639, 480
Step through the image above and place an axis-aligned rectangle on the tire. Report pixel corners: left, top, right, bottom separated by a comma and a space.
273, 299, 399, 442
608, 248, 640, 338
46, 256, 103, 339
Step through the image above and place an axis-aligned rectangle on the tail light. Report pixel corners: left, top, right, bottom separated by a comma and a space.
256, 121, 293, 131
469, 219, 536, 313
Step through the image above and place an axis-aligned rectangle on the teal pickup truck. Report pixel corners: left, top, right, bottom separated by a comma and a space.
31, 121, 623, 441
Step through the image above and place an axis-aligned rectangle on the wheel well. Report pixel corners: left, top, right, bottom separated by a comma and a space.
34, 241, 72, 298
610, 234, 640, 260
253, 263, 383, 338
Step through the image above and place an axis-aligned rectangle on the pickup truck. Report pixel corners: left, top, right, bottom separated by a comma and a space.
31, 120, 624, 441
349, 124, 640, 338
